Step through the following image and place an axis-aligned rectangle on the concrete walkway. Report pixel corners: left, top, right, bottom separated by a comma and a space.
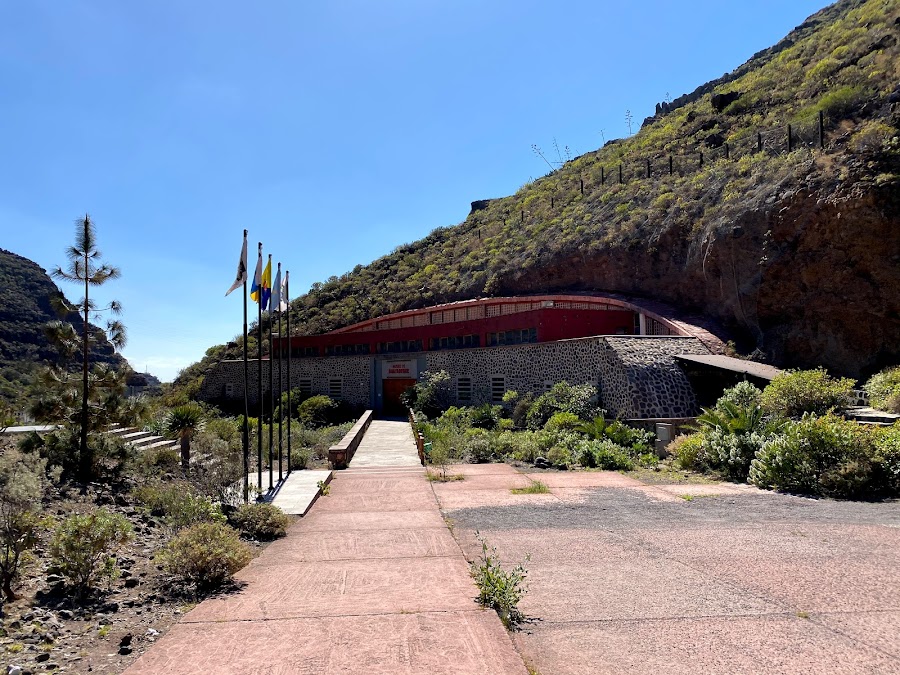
125, 421, 525, 675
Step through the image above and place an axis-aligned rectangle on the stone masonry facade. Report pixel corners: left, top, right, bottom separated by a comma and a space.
200, 335, 709, 418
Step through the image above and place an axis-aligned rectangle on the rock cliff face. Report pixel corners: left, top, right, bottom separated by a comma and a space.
499, 182, 899, 379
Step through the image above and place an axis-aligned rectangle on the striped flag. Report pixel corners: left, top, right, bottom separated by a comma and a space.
260, 255, 272, 310
271, 263, 282, 313
278, 269, 288, 312
250, 245, 264, 305
225, 231, 248, 296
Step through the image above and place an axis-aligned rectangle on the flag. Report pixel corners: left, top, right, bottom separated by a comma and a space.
279, 269, 288, 312
250, 246, 263, 304
260, 255, 272, 310
271, 263, 282, 314
225, 232, 248, 296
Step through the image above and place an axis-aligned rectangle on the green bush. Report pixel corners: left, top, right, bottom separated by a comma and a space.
576, 439, 634, 470
296, 395, 338, 428
761, 369, 854, 419
133, 481, 225, 530
463, 429, 494, 463
157, 522, 252, 590
470, 404, 503, 430
748, 413, 876, 498
0, 448, 48, 601
864, 366, 900, 413
818, 85, 866, 119
546, 445, 573, 468
668, 433, 704, 469
470, 532, 529, 629
49, 509, 132, 594
403, 370, 453, 419
543, 411, 581, 433
524, 382, 600, 430
229, 503, 291, 540
873, 425, 900, 495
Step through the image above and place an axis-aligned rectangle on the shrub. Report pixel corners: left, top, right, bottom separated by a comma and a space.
403, 370, 453, 419
157, 522, 251, 590
297, 395, 338, 428
748, 413, 876, 498
668, 433, 704, 469
872, 425, 900, 495
543, 411, 581, 433
0, 449, 48, 601
546, 445, 573, 469
470, 404, 503, 430
576, 439, 634, 470
463, 429, 494, 463
470, 532, 529, 629
133, 481, 225, 530
229, 503, 290, 540
525, 382, 600, 430
761, 369, 854, 419
818, 85, 866, 119
49, 509, 132, 594
864, 366, 900, 413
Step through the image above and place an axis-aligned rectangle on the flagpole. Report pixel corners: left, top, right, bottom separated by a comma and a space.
277, 263, 283, 483
257, 243, 263, 497
268, 254, 275, 492
286, 271, 292, 475
242, 230, 249, 504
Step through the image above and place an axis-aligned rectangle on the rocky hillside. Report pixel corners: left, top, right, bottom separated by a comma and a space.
0, 248, 128, 402
179, 0, 899, 391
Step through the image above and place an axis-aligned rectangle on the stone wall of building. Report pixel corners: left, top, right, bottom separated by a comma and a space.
200, 356, 372, 408
199, 336, 709, 418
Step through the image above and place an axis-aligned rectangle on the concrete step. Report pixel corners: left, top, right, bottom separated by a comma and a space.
143, 438, 179, 450
121, 430, 153, 443
128, 434, 172, 448
108, 426, 137, 437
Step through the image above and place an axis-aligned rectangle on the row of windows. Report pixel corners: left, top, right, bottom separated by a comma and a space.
486, 328, 537, 347
429, 334, 480, 351
377, 340, 423, 354
223, 377, 338, 398
325, 344, 370, 356
455, 377, 557, 403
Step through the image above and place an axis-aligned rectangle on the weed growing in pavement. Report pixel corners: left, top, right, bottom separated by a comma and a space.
470, 531, 530, 629
511, 480, 549, 494
426, 470, 465, 482
316, 480, 331, 496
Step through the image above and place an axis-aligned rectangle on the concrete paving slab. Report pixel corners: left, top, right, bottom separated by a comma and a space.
514, 616, 900, 675
434, 487, 560, 510
428, 473, 535, 491
298, 509, 447, 533
328, 474, 433, 495
263, 469, 331, 515
530, 470, 647, 488
816, 610, 900, 659
311, 490, 438, 513
441, 462, 523, 476
349, 420, 421, 468
184, 556, 477, 621
127, 611, 527, 675
244, 527, 461, 563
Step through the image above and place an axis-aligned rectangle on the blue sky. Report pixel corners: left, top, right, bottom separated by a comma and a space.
0, 0, 827, 382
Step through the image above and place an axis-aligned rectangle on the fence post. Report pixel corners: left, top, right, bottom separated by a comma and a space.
601, 167, 605, 184
618, 163, 623, 184
669, 155, 673, 175
580, 178, 584, 195
699, 151, 703, 168
757, 132, 762, 153
818, 110, 824, 149
521, 209, 524, 223
725, 142, 730, 160
646, 159, 651, 178
787, 124, 793, 152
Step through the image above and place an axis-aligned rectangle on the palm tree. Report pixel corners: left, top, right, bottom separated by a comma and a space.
165, 404, 206, 470
50, 215, 125, 480
576, 415, 608, 440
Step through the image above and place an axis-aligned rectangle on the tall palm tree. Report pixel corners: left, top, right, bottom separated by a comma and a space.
165, 404, 206, 470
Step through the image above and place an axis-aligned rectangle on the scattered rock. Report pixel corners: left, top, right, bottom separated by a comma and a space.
711, 90, 741, 112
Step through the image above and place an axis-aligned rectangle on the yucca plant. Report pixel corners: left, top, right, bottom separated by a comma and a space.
166, 404, 206, 470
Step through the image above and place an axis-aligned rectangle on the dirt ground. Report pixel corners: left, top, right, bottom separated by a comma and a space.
434, 463, 900, 675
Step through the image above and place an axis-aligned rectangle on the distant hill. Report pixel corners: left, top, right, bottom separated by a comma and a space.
0, 248, 129, 402
177, 0, 899, 396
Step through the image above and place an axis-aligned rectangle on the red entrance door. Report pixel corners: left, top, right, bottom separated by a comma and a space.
382, 378, 417, 416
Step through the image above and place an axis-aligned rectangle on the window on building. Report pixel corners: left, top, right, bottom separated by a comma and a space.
487, 328, 537, 347
457, 376, 472, 403
544, 380, 555, 392
328, 378, 342, 399
490, 376, 505, 403
298, 378, 313, 395
377, 340, 422, 354
224, 383, 234, 397
429, 334, 481, 351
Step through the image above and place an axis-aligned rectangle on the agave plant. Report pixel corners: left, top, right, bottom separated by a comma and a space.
165, 404, 206, 470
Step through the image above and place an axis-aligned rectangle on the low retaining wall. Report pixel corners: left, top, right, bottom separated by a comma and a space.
328, 410, 374, 469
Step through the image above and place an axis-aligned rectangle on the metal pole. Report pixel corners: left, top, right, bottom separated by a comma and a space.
268, 256, 274, 491
277, 296, 283, 482
256, 243, 263, 496
286, 272, 292, 475
242, 230, 249, 504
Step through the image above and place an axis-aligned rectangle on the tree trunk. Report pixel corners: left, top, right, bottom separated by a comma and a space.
180, 435, 190, 470
79, 237, 91, 481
